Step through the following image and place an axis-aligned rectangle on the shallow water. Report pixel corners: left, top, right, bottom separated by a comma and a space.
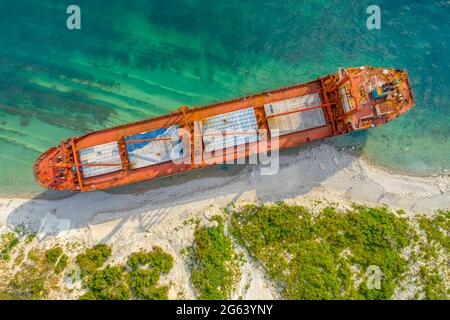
0, 0, 448, 196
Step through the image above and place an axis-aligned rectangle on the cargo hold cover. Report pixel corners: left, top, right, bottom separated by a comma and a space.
79, 142, 122, 178
202, 107, 259, 153
124, 125, 182, 170
264, 93, 326, 136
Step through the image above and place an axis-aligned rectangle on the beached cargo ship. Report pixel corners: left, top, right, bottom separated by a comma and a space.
34, 66, 415, 192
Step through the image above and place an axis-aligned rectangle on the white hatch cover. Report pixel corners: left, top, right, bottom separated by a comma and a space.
202, 108, 259, 153
79, 142, 122, 178
264, 93, 326, 136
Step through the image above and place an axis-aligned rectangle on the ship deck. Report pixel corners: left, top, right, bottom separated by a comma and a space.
70, 79, 335, 191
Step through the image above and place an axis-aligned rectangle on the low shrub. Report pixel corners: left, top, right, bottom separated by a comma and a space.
188, 216, 240, 300
229, 203, 416, 299
75, 244, 112, 276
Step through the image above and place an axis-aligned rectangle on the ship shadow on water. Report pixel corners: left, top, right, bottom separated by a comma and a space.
6, 133, 368, 241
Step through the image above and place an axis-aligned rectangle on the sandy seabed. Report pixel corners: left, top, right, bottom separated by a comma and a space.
0, 143, 448, 299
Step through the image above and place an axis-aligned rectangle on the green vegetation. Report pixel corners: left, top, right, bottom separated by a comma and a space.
417, 210, 449, 252
8, 266, 46, 299
0, 236, 175, 301
45, 247, 63, 264
1, 231, 19, 261
418, 266, 447, 300
0, 247, 65, 299
127, 247, 174, 300
55, 254, 69, 274
127, 247, 173, 273
24, 233, 36, 245
14, 224, 30, 237
0, 225, 35, 261
80, 266, 130, 300
188, 216, 241, 300
229, 203, 449, 300
413, 211, 449, 299
1, 227, 37, 261
1, 204, 447, 300
76, 245, 174, 300
45, 246, 69, 274
75, 244, 112, 276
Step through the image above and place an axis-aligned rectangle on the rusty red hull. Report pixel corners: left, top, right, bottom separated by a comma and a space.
34, 66, 415, 192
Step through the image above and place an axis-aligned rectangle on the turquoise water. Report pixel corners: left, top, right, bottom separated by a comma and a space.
0, 0, 448, 196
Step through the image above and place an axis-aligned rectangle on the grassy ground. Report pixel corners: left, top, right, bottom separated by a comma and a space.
228, 203, 449, 300
0, 203, 448, 300
0, 240, 174, 300
186, 216, 241, 300
77, 245, 174, 300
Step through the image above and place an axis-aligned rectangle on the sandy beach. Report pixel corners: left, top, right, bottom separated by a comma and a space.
0, 143, 448, 299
